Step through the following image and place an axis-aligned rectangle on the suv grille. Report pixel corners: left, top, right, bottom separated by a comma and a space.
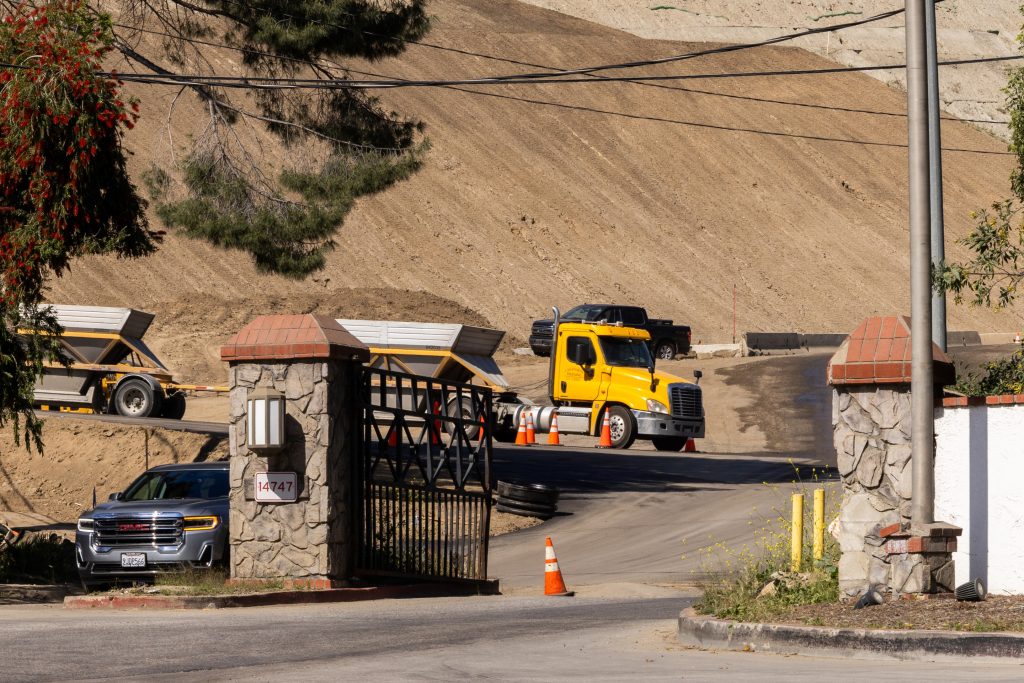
669, 384, 703, 419
93, 516, 183, 548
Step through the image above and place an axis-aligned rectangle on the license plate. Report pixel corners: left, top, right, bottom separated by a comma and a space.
120, 552, 146, 568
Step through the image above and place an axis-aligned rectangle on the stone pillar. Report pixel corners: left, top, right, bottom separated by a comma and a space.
828, 315, 959, 597
220, 314, 369, 586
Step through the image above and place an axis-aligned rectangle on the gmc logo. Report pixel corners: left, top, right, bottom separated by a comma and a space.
118, 523, 150, 532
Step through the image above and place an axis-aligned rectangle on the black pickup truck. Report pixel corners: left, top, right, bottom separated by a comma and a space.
529, 304, 692, 360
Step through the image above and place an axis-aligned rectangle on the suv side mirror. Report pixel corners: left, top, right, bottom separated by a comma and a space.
108, 492, 123, 501
694, 370, 703, 385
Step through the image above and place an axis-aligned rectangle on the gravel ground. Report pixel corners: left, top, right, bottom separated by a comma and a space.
781, 594, 1024, 632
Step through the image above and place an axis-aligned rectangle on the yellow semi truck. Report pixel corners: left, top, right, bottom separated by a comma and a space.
519, 307, 705, 450
339, 311, 705, 451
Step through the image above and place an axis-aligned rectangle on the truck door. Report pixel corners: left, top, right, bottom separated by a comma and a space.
557, 335, 602, 402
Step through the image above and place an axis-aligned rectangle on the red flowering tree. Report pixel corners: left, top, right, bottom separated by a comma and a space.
0, 0, 155, 452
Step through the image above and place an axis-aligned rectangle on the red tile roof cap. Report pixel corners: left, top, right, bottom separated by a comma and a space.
827, 315, 953, 386
221, 314, 370, 363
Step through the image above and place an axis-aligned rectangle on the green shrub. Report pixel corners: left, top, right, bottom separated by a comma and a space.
952, 346, 1024, 396
0, 535, 78, 585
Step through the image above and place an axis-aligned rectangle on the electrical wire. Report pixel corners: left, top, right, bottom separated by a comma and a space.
10, 53, 1011, 91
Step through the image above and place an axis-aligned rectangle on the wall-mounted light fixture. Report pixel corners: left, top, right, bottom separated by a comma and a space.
246, 387, 285, 454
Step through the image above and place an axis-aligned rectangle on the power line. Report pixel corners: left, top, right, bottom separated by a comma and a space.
110, 19, 1011, 127
19, 53, 1014, 90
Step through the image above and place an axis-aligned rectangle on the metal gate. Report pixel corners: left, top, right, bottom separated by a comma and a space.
357, 367, 492, 582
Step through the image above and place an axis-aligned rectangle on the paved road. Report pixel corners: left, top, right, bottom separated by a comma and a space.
35, 410, 228, 436
2, 595, 1022, 681
490, 444, 829, 589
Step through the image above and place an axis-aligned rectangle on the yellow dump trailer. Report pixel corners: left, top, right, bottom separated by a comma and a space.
25, 305, 226, 419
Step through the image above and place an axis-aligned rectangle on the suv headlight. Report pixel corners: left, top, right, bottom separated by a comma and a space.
183, 516, 220, 531
646, 399, 669, 414
77, 518, 94, 533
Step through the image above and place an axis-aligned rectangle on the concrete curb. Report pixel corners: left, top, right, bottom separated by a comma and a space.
64, 580, 500, 610
0, 584, 79, 604
677, 608, 1024, 661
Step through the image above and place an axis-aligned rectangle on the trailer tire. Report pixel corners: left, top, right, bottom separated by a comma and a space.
496, 481, 560, 506
654, 341, 676, 360
604, 405, 637, 449
445, 397, 480, 440
114, 378, 161, 418
161, 392, 187, 420
651, 436, 688, 452
495, 500, 555, 519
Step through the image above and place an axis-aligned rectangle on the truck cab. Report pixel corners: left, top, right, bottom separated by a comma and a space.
550, 320, 704, 450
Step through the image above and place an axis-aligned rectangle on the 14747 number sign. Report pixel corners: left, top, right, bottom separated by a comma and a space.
254, 472, 298, 503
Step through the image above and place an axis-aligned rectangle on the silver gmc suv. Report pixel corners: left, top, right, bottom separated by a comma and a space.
75, 461, 229, 590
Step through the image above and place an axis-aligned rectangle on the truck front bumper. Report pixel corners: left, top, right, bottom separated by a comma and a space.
75, 528, 226, 585
632, 410, 705, 439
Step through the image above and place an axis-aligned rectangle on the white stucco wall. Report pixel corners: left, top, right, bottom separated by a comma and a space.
935, 403, 1024, 595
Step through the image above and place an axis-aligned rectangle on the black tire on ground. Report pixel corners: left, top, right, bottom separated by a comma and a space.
113, 378, 162, 418
492, 424, 517, 443
80, 579, 109, 594
651, 436, 688, 452
654, 341, 676, 360
603, 405, 637, 449
496, 481, 560, 506
161, 392, 187, 420
495, 501, 555, 519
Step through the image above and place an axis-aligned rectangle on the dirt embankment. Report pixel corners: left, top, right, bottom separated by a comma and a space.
0, 420, 226, 523
40, 0, 1022, 391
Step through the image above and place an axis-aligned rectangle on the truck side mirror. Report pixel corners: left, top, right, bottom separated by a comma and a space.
694, 370, 703, 385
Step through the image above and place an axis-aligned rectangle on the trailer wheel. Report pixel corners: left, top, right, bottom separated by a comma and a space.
654, 341, 676, 360
161, 392, 187, 420
444, 397, 481, 441
651, 436, 688, 452
114, 379, 161, 418
604, 405, 637, 449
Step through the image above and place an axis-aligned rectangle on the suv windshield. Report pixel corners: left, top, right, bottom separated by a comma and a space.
122, 470, 229, 501
599, 337, 653, 368
563, 305, 607, 322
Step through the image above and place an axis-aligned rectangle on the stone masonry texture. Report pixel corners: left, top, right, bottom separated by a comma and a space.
228, 359, 358, 581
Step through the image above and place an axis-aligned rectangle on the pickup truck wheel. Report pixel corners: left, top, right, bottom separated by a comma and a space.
114, 379, 161, 418
605, 405, 637, 449
654, 341, 676, 360
652, 436, 688, 452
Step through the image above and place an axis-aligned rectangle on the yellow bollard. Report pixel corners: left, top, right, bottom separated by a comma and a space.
790, 493, 804, 572
813, 488, 825, 561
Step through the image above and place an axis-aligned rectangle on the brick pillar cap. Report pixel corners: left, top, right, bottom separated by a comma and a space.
221, 314, 370, 363
827, 314, 954, 386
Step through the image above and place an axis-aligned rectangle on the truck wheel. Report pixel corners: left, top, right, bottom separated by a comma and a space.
114, 379, 161, 418
604, 405, 637, 449
161, 392, 187, 420
445, 397, 480, 441
654, 341, 676, 360
652, 436, 688, 452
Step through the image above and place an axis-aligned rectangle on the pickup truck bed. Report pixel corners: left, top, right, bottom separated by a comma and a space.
529, 304, 691, 360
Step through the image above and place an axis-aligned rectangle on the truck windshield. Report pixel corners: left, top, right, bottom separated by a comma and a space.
599, 337, 653, 368
562, 305, 607, 322
122, 470, 228, 501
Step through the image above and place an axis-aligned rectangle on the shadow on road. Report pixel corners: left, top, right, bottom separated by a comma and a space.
492, 445, 827, 495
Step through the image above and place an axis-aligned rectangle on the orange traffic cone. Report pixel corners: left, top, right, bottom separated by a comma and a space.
525, 412, 537, 445
515, 413, 528, 446
430, 401, 442, 446
544, 537, 574, 596
547, 411, 561, 446
596, 411, 613, 448
684, 438, 697, 452
478, 413, 487, 444
386, 426, 398, 448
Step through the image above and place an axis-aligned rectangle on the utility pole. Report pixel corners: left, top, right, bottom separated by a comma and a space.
926, 0, 947, 352
907, 0, 935, 526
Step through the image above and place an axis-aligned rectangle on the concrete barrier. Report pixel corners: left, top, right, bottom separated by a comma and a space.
744, 332, 846, 353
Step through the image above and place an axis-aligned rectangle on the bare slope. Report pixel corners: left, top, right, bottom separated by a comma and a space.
47, 0, 1020, 384
517, 0, 1019, 139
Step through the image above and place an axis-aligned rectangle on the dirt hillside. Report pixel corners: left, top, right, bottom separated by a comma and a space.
517, 0, 1019, 139
43, 0, 1022, 387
